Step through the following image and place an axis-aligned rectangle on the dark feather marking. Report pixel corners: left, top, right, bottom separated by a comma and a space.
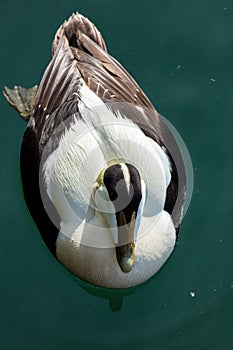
20, 125, 59, 255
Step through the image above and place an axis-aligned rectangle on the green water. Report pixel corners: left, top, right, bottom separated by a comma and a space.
1, 0, 232, 349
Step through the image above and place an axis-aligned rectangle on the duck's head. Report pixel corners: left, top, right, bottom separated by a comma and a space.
92, 162, 146, 273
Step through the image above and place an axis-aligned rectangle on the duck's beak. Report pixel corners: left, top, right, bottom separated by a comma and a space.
115, 211, 136, 273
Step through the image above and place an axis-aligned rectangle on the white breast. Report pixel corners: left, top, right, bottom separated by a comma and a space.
56, 210, 176, 288
42, 82, 174, 288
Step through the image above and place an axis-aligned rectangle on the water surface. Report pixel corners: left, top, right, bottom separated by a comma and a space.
0, 1, 232, 349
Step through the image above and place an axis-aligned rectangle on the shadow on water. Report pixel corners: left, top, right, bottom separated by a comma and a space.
72, 276, 135, 312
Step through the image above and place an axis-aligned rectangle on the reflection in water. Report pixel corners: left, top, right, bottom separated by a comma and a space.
72, 276, 134, 312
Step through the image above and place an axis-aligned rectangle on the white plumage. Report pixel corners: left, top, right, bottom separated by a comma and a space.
42, 82, 176, 288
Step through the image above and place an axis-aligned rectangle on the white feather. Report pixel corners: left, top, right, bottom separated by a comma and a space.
42, 83, 175, 288
56, 210, 175, 288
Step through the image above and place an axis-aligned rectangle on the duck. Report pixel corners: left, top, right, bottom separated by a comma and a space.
3, 13, 186, 288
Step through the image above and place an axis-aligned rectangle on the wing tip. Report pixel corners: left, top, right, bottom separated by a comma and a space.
52, 12, 107, 56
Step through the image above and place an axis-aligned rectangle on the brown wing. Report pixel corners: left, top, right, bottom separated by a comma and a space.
32, 14, 165, 148
52, 13, 152, 107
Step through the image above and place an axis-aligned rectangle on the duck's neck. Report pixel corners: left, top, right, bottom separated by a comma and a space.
59, 208, 116, 250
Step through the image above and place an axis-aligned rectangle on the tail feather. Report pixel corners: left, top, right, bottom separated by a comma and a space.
52, 13, 107, 56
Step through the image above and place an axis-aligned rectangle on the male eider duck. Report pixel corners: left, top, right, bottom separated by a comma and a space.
4, 13, 187, 288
